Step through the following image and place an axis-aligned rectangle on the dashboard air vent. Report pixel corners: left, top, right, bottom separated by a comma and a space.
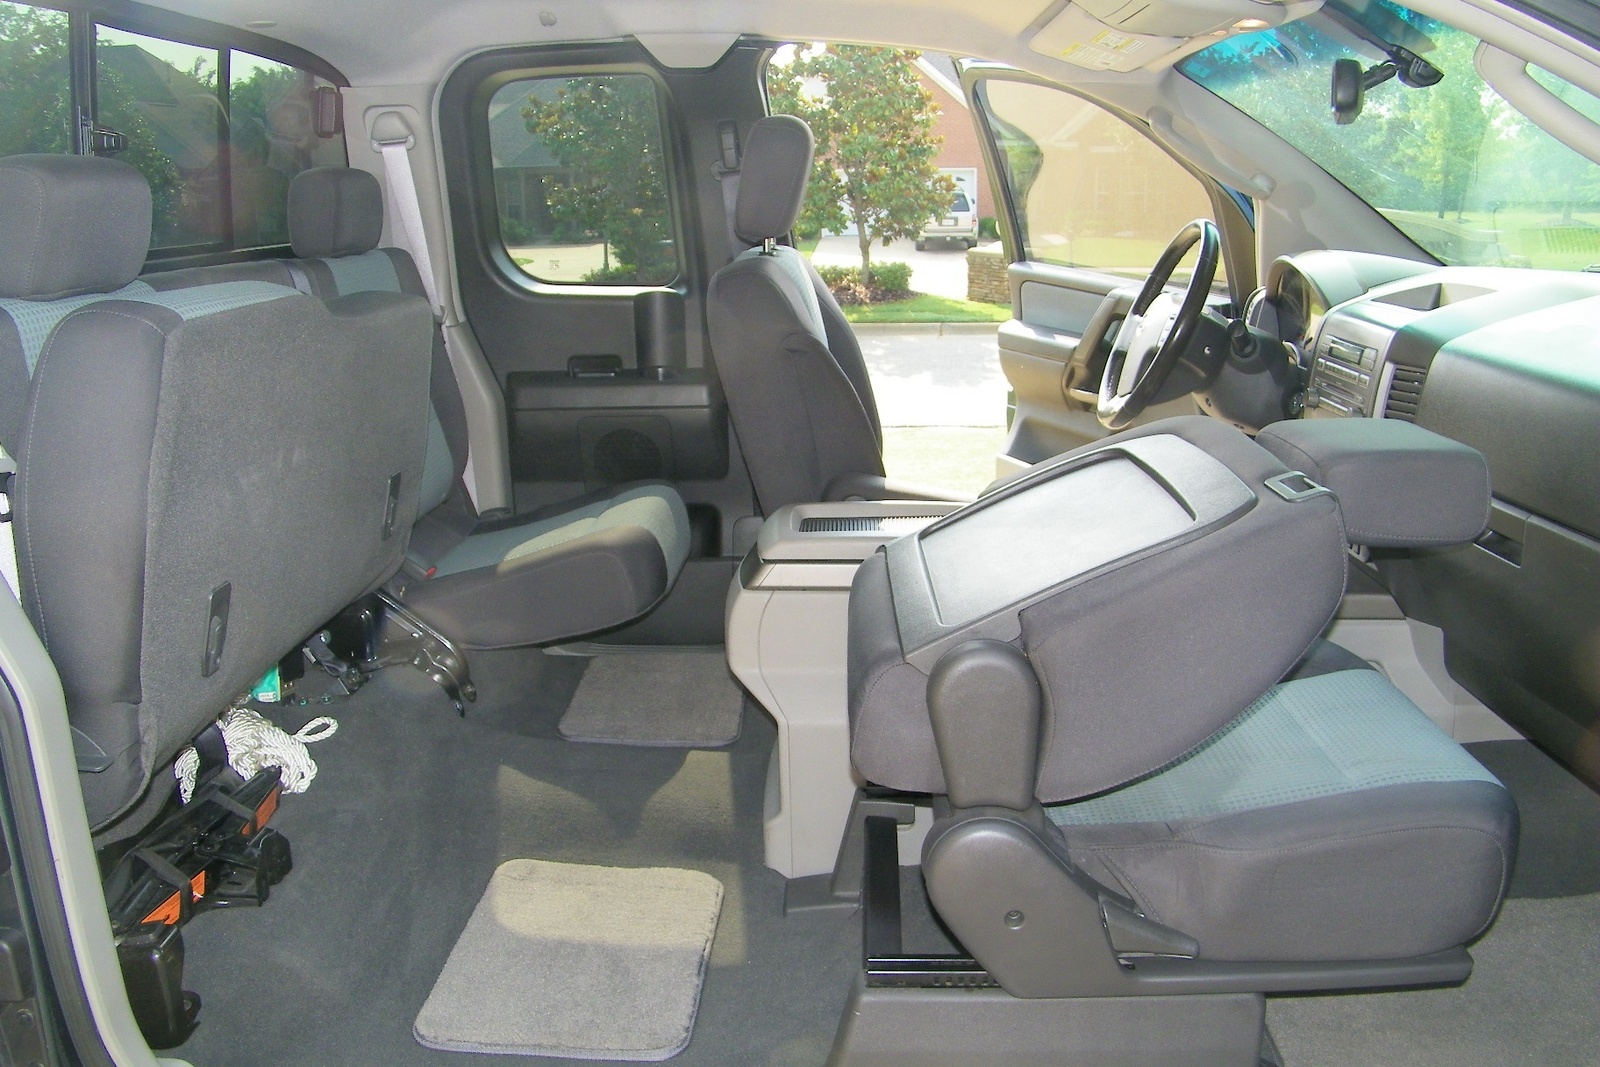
1384, 366, 1428, 422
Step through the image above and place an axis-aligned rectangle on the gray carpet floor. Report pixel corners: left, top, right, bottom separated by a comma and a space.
176, 655, 1599, 1067
558, 651, 745, 748
180, 649, 860, 1067
1266, 740, 1600, 1066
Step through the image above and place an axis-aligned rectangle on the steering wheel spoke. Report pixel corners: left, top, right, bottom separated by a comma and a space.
1097, 219, 1221, 431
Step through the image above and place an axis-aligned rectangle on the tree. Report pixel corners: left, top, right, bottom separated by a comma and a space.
523, 75, 675, 283
768, 45, 955, 285
0, 5, 74, 156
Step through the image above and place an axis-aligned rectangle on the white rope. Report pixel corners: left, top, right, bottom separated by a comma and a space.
220, 707, 338, 794
171, 709, 337, 802
174, 745, 201, 804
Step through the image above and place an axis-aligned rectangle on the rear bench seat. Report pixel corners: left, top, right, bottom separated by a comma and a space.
280, 166, 691, 648
0, 153, 434, 838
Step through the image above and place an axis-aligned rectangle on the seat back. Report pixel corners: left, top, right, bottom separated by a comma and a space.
707, 116, 883, 514
285, 167, 471, 539
1, 154, 434, 834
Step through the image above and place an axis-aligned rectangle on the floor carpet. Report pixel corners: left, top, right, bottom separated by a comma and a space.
175, 654, 1599, 1067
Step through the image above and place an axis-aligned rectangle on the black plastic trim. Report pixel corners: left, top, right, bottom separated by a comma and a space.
0, 674, 117, 1066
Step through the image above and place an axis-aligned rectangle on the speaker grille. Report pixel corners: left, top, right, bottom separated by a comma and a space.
592, 428, 663, 483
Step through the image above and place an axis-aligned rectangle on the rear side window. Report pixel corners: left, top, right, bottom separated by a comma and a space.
95, 25, 345, 253
488, 73, 680, 285
0, 1, 72, 155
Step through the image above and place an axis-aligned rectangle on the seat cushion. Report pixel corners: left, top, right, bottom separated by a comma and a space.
1050, 669, 1518, 962
402, 484, 690, 648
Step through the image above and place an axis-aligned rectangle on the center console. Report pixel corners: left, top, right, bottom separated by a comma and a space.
725, 500, 959, 879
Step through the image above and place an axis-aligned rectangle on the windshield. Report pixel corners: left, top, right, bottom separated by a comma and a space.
1181, 1, 1600, 270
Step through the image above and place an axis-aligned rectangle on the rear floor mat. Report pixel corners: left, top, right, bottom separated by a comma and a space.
558, 650, 744, 748
414, 859, 723, 1060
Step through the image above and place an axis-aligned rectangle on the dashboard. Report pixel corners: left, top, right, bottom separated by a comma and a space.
1249, 248, 1600, 789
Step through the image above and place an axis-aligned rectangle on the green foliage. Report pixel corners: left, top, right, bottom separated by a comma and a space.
523, 75, 677, 284
1181, 16, 1600, 267
978, 216, 1000, 240
843, 293, 1012, 323
0, 4, 72, 155
582, 263, 646, 284
870, 261, 912, 292
768, 45, 956, 285
229, 64, 326, 247
814, 260, 912, 302
814, 264, 857, 288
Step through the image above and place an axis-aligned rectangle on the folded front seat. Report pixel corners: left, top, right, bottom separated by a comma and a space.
283, 167, 690, 647
848, 415, 1515, 978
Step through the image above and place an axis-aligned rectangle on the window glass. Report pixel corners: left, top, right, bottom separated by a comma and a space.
0, 1, 72, 155
488, 73, 679, 285
95, 25, 221, 249
979, 80, 1223, 285
1180, 4, 1600, 270
229, 50, 345, 248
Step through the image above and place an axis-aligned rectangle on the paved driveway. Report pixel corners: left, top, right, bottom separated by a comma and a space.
856, 325, 1008, 428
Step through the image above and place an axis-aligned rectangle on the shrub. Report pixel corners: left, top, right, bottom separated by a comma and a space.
871, 261, 912, 295
979, 216, 1001, 240
815, 264, 859, 289
582, 263, 645, 284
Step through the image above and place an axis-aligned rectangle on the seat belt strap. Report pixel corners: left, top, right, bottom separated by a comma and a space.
714, 120, 743, 256
371, 114, 482, 511
0, 443, 17, 600
373, 129, 442, 314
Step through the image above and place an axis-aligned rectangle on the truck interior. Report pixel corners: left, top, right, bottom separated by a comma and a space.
0, 0, 1596, 1064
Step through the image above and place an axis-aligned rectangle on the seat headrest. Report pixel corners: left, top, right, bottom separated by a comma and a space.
288, 167, 384, 259
1255, 418, 1490, 547
734, 116, 814, 246
0, 154, 152, 300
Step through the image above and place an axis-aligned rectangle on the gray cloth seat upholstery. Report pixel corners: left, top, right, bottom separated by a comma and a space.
847, 415, 1516, 967
283, 167, 690, 648
0, 154, 434, 835
706, 116, 956, 513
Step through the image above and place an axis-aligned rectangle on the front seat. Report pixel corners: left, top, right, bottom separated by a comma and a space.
837, 415, 1517, 1065
281, 166, 691, 648
707, 116, 954, 514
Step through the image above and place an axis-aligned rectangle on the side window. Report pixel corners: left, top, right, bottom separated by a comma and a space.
0, 1, 72, 155
94, 25, 345, 254
978, 79, 1224, 285
488, 73, 680, 285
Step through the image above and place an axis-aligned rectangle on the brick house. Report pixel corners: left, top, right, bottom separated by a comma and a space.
914, 53, 994, 220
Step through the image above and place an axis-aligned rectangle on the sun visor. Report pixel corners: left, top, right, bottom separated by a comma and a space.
1030, 0, 1322, 70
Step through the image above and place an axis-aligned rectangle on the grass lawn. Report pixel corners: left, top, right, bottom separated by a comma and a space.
844, 292, 1012, 324
881, 425, 1008, 498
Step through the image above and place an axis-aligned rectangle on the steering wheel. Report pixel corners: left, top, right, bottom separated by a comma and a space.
1097, 219, 1220, 431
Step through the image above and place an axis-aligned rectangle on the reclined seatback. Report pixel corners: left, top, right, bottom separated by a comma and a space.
1, 154, 434, 834
279, 166, 692, 650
